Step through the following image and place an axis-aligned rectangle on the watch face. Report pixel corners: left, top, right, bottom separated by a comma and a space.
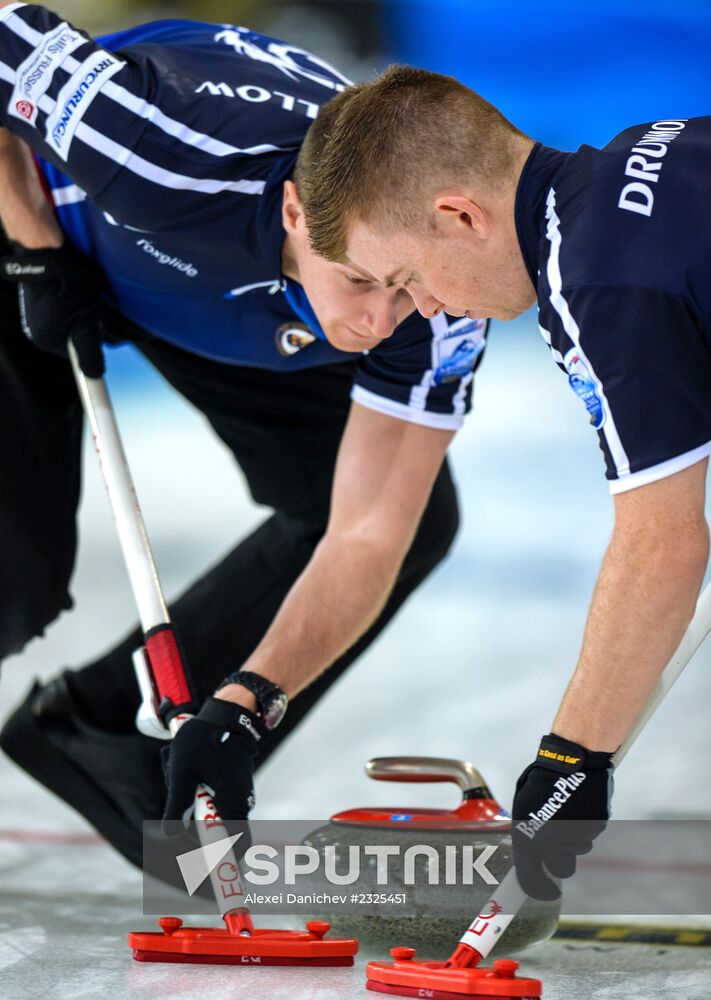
263, 691, 289, 730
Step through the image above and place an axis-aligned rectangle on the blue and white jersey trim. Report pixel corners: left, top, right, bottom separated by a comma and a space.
351, 386, 466, 431
609, 441, 711, 495
0, 5, 484, 424
544, 187, 630, 479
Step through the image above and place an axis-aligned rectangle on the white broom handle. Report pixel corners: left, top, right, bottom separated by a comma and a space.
456, 575, 711, 961
71, 346, 250, 920
613, 577, 711, 766
69, 344, 169, 632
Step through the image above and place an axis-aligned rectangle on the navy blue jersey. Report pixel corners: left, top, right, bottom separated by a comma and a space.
516, 120, 711, 492
0, 4, 486, 429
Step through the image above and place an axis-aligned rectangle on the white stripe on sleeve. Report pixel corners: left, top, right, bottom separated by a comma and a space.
2, 8, 46, 46
545, 187, 630, 478
451, 369, 474, 416
0, 5, 30, 30
100, 82, 287, 158
0, 57, 266, 197
43, 49, 126, 161
9, 20, 87, 128
1, 7, 287, 158
0, 3, 26, 22
51, 183, 86, 206
538, 322, 564, 365
0, 57, 15, 84
74, 120, 266, 195
352, 385, 465, 431
609, 441, 711, 495
408, 312, 450, 412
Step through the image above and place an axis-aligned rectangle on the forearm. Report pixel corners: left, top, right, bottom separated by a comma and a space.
0, 128, 62, 247
553, 524, 708, 751
216, 404, 453, 712
218, 528, 407, 704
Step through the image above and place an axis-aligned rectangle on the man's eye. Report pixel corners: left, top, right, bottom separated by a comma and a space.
345, 274, 368, 285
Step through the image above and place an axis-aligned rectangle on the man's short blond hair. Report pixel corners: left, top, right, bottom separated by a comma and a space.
299, 65, 528, 262
293, 83, 367, 199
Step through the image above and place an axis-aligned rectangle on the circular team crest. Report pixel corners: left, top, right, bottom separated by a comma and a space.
275, 322, 316, 356
15, 100, 34, 120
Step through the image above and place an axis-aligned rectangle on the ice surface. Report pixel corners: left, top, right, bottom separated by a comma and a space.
1, 314, 709, 998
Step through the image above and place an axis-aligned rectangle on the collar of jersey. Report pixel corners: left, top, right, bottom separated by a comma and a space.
255, 151, 327, 341
514, 142, 569, 286
282, 278, 327, 340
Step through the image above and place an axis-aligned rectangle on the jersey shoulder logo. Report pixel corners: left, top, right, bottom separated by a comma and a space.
275, 322, 316, 356
215, 27, 350, 92
564, 349, 605, 428
432, 317, 486, 386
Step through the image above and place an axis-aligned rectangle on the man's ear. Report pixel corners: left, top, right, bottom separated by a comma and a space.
433, 193, 490, 239
282, 180, 304, 235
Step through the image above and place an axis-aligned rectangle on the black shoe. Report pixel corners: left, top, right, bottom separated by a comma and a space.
0, 673, 165, 869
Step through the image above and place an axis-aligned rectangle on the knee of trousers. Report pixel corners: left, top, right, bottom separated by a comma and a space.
401, 461, 460, 583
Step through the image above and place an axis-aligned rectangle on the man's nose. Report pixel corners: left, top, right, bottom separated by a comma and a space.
408, 285, 443, 319
364, 295, 398, 339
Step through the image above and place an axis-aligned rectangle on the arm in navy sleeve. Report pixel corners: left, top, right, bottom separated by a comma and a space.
554, 285, 711, 491
539, 283, 711, 749
353, 311, 488, 430
0, 3, 267, 231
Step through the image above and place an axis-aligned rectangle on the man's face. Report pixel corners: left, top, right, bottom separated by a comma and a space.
343, 210, 536, 323
282, 183, 415, 353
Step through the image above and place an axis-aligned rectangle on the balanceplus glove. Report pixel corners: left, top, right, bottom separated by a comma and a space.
512, 733, 614, 901
1, 243, 105, 377
162, 698, 264, 824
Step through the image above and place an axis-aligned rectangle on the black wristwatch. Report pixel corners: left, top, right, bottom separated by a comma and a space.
216, 670, 288, 730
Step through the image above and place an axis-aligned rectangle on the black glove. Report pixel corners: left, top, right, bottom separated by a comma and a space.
512, 733, 614, 900
162, 698, 264, 824
1, 243, 105, 377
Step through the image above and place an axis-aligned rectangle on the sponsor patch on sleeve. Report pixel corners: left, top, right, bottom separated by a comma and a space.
432, 316, 486, 386
43, 49, 125, 160
9, 22, 87, 128
564, 348, 605, 428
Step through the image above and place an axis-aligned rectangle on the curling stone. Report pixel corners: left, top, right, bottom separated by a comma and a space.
302, 757, 559, 958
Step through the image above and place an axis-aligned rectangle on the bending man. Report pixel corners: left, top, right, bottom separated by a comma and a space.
304, 66, 711, 897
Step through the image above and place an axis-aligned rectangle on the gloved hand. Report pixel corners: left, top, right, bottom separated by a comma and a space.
0, 242, 105, 377
162, 697, 264, 824
512, 733, 614, 900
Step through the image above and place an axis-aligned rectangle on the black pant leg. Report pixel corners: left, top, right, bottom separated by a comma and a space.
74, 509, 326, 727
0, 281, 82, 663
